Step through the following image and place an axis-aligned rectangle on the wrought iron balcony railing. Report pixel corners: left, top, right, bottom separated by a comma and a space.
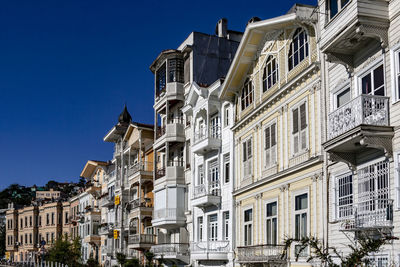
191, 241, 230, 253
194, 125, 221, 143
150, 243, 189, 257
237, 244, 286, 263
328, 95, 389, 140
127, 161, 153, 177
193, 183, 221, 199
128, 234, 156, 245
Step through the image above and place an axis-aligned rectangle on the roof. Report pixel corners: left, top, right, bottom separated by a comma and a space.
219, 5, 317, 100
80, 160, 108, 179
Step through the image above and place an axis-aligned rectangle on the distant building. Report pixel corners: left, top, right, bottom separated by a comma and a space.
35, 189, 62, 200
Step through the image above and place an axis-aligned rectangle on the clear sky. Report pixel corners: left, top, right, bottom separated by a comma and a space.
0, 0, 317, 189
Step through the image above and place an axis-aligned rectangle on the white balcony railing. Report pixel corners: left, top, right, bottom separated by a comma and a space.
328, 95, 389, 140
237, 244, 286, 263
341, 199, 393, 230
193, 183, 221, 199
150, 243, 189, 257
128, 234, 156, 244
194, 125, 221, 143
153, 208, 185, 220
191, 241, 230, 253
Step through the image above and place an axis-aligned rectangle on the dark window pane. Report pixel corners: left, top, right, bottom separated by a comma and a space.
373, 65, 385, 95
300, 103, 307, 130
337, 88, 350, 107
330, 0, 338, 18
295, 193, 308, 210
267, 202, 277, 217
293, 108, 299, 133
271, 123, 276, 146
362, 73, 372, 95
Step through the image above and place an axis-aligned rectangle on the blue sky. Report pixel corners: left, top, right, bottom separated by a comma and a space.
0, 0, 316, 189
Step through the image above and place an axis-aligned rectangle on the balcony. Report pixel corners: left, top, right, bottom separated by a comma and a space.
150, 243, 189, 264
190, 241, 230, 261
320, 0, 389, 67
154, 161, 185, 186
192, 126, 222, 154
85, 183, 101, 197
100, 197, 115, 208
192, 184, 221, 208
324, 95, 393, 168
152, 208, 186, 228
155, 82, 184, 108
127, 161, 153, 184
154, 121, 185, 148
236, 244, 286, 263
128, 234, 156, 249
340, 199, 393, 232
99, 224, 114, 235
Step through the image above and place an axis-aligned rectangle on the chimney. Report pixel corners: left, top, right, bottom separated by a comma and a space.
216, 18, 228, 38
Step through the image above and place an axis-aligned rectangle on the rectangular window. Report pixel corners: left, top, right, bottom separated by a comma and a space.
65, 212, 69, 224
336, 87, 351, 108
209, 214, 218, 241
361, 64, 385, 96
295, 193, 308, 239
335, 173, 353, 219
29, 234, 32, 244
51, 213, 54, 225
397, 51, 400, 100
264, 123, 277, 168
46, 214, 49, 225
224, 154, 230, 183
184, 56, 190, 84
242, 138, 253, 178
224, 105, 230, 127
244, 209, 253, 246
241, 79, 254, 110
51, 233, 54, 243
156, 63, 166, 95
210, 115, 220, 139
198, 165, 204, 185
29, 216, 32, 227
223, 211, 229, 241
209, 160, 220, 196
266, 201, 278, 245
25, 217, 27, 227
198, 217, 203, 241
292, 103, 307, 155
168, 58, 184, 83
20, 219, 23, 229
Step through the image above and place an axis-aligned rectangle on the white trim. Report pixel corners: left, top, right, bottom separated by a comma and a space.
394, 152, 400, 210
291, 188, 310, 258
390, 43, 400, 103
262, 119, 278, 170
263, 197, 279, 245
355, 56, 385, 96
290, 98, 309, 157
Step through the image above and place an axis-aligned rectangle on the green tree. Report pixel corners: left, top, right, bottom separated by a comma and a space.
144, 251, 154, 267
116, 252, 127, 267
124, 258, 140, 267
282, 235, 397, 267
47, 236, 83, 266
86, 256, 100, 267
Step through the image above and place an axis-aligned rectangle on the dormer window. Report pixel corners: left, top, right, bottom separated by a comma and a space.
168, 58, 184, 83
263, 56, 278, 92
156, 63, 166, 95
241, 78, 254, 111
288, 28, 309, 71
328, 0, 350, 19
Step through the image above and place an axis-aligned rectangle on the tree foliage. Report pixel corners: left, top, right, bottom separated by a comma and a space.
0, 224, 5, 257
282, 235, 397, 267
46, 236, 83, 267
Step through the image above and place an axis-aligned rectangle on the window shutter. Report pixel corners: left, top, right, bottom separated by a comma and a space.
265, 127, 271, 149
300, 103, 307, 130
248, 139, 252, 159
243, 142, 247, 162
271, 123, 276, 147
293, 108, 299, 134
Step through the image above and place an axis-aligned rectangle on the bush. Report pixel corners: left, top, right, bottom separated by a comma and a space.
124, 258, 140, 267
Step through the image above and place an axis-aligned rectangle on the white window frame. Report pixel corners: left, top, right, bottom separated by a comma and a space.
241, 78, 254, 111
264, 198, 278, 245
332, 85, 351, 110
333, 172, 353, 220
224, 104, 230, 128
243, 207, 253, 246
356, 58, 385, 96
223, 211, 229, 241
291, 100, 308, 157
223, 153, 230, 184
208, 213, 218, 241
208, 158, 220, 195
390, 44, 400, 103
197, 216, 203, 242
198, 164, 204, 185
263, 120, 277, 169
263, 55, 279, 92
242, 137, 253, 179
288, 28, 309, 71
327, 0, 350, 20
292, 189, 310, 258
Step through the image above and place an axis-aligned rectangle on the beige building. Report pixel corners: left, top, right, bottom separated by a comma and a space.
36, 189, 61, 200
38, 201, 63, 252
5, 205, 18, 262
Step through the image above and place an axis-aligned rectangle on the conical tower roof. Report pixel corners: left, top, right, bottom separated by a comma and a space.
118, 105, 132, 124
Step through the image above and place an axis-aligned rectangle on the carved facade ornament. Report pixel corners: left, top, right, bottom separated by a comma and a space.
360, 136, 393, 159
279, 184, 290, 192
254, 193, 263, 200
235, 201, 242, 207
356, 24, 389, 49
325, 52, 354, 73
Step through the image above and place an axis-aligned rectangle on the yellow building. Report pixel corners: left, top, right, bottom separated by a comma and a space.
220, 5, 324, 267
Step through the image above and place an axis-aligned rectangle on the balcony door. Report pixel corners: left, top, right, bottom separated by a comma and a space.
208, 214, 218, 241
208, 160, 219, 195
210, 115, 220, 138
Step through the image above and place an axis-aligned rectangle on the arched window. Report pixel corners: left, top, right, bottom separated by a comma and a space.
263, 56, 278, 92
241, 78, 253, 111
288, 28, 309, 71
